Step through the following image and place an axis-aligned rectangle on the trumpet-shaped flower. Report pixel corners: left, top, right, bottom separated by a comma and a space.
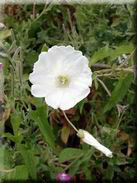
29, 45, 92, 110
77, 129, 113, 158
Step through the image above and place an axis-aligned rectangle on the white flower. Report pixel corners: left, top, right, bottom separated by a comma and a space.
29, 45, 92, 110
77, 129, 113, 158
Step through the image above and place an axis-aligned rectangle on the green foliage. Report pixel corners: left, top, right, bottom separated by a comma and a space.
103, 73, 133, 113
59, 148, 83, 163
30, 106, 56, 149
5, 165, 28, 180
11, 112, 22, 133
0, 29, 12, 40
19, 146, 37, 180
90, 46, 111, 65
90, 43, 133, 65
1, 3, 135, 182
0, 146, 5, 179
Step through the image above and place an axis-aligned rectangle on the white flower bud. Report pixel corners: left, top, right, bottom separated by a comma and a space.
77, 129, 113, 158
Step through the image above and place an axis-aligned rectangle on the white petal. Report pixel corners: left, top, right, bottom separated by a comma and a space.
48, 46, 89, 77
49, 45, 74, 57
59, 88, 90, 110
33, 52, 51, 73
31, 84, 47, 97
64, 57, 89, 77
31, 83, 55, 97
70, 72, 92, 90
77, 130, 113, 158
45, 89, 64, 109
29, 72, 55, 85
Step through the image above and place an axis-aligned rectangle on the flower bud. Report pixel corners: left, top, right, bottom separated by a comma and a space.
77, 129, 113, 158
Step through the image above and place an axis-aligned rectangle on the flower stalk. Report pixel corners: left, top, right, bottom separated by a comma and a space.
95, 67, 133, 75
62, 110, 78, 133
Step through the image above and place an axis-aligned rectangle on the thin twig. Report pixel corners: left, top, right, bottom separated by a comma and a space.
54, 162, 67, 168
97, 73, 114, 77
91, 64, 111, 70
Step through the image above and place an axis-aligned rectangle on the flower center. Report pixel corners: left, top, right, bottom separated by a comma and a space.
57, 75, 69, 87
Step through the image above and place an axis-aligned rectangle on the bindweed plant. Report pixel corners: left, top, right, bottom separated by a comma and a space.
0, 3, 136, 182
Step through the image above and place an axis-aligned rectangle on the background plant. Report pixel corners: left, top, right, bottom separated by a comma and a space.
0, 3, 136, 181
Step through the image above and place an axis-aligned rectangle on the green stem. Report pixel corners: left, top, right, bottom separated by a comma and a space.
95, 67, 133, 75
62, 110, 78, 133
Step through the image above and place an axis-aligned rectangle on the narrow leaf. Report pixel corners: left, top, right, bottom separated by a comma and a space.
5, 165, 28, 180
10, 112, 22, 135
59, 148, 83, 163
110, 43, 134, 59
20, 147, 37, 180
90, 43, 133, 65
90, 46, 111, 65
30, 106, 55, 148
103, 73, 133, 113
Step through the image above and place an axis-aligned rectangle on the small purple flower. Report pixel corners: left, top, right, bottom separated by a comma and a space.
56, 173, 72, 181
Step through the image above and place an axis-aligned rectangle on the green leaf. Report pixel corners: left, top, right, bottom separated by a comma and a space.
2, 133, 16, 142
5, 165, 28, 180
90, 43, 134, 65
41, 43, 48, 52
110, 43, 134, 60
59, 148, 83, 163
103, 73, 133, 113
28, 97, 43, 107
30, 106, 55, 148
1, 146, 12, 170
0, 146, 4, 168
0, 29, 12, 40
90, 46, 111, 65
68, 151, 92, 176
82, 164, 92, 180
61, 126, 70, 144
10, 112, 22, 135
20, 146, 37, 180
68, 161, 81, 176
81, 149, 93, 162
25, 50, 38, 66
104, 165, 114, 180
